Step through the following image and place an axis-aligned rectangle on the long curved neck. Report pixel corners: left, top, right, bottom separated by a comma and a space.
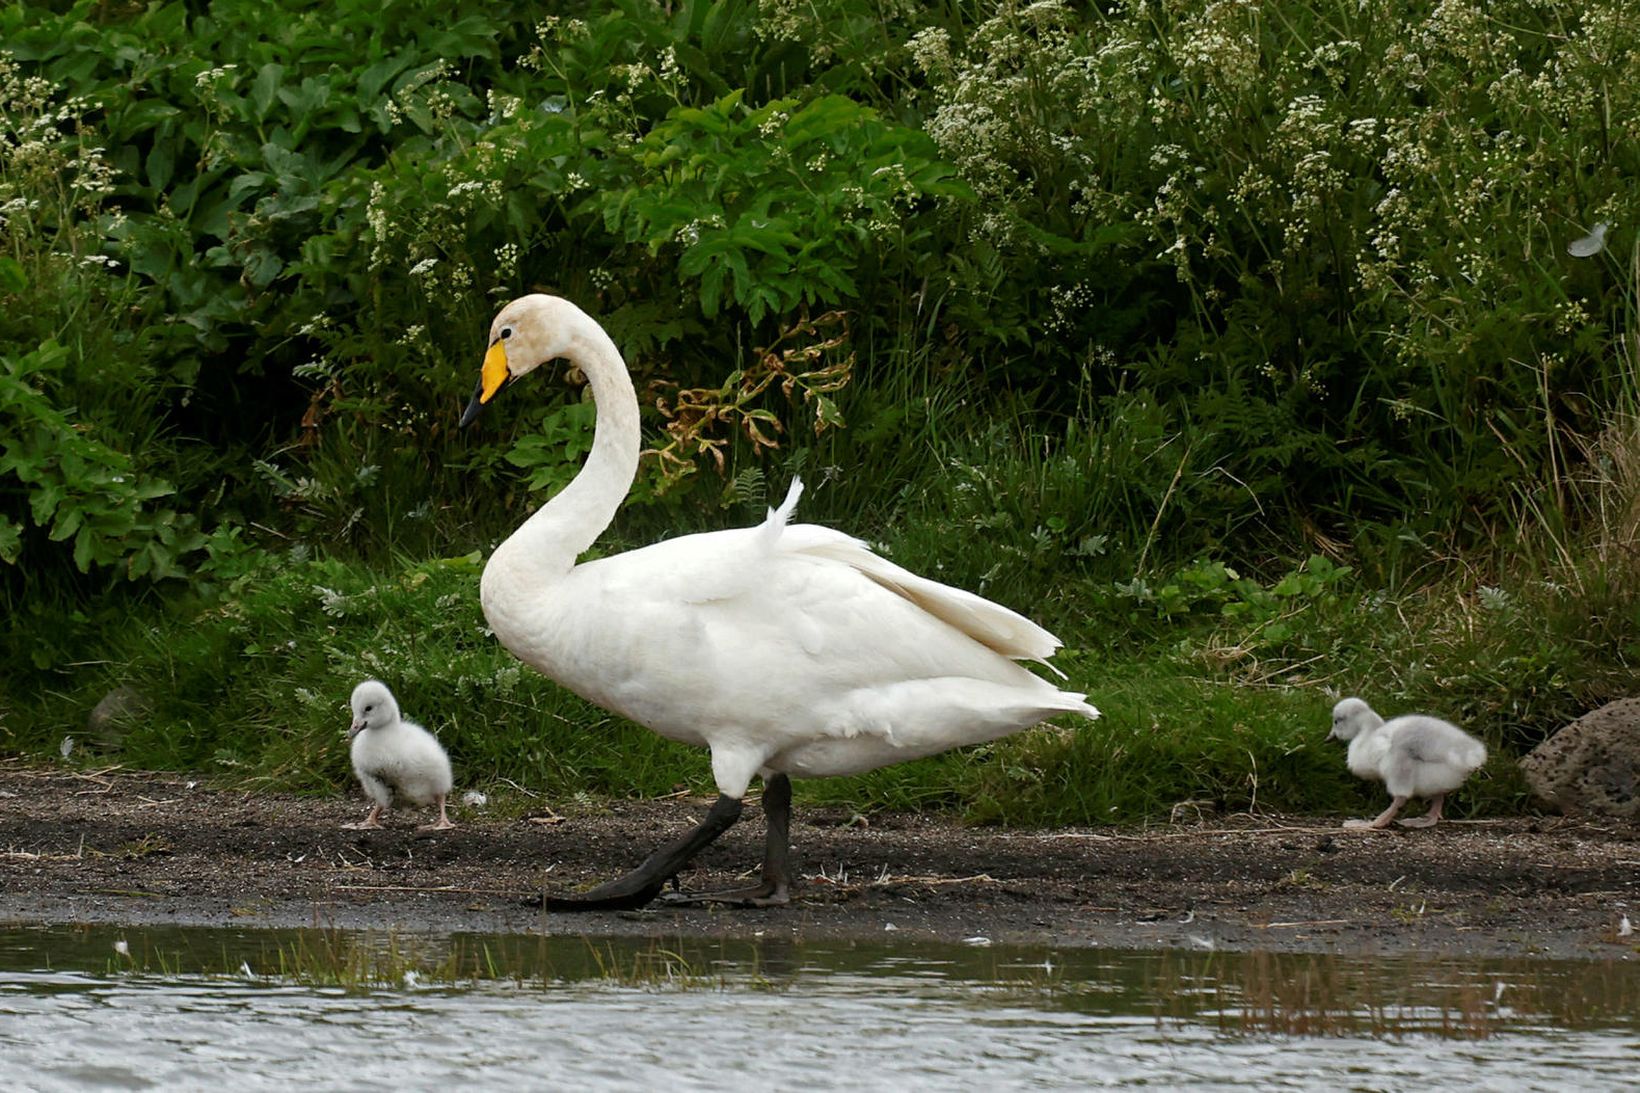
488, 313, 640, 589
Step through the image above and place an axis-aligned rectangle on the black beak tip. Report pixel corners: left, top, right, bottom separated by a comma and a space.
459, 380, 486, 429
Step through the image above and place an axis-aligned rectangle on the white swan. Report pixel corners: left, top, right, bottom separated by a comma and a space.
1328, 697, 1486, 830
344, 680, 455, 831
459, 294, 1099, 908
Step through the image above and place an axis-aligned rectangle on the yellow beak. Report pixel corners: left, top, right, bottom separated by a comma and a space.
480, 340, 510, 403
460, 340, 512, 428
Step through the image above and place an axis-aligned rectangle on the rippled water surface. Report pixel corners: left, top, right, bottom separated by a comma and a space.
1, 925, 1636, 1090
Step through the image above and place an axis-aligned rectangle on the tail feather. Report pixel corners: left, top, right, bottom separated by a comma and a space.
757, 477, 805, 548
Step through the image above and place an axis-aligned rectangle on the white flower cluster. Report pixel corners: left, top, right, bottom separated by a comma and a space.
365, 180, 391, 270
758, 109, 789, 138
447, 178, 503, 206
485, 89, 523, 124
1046, 281, 1097, 334
1, 53, 121, 262
1269, 94, 1346, 251
494, 242, 519, 282
296, 311, 332, 337
193, 63, 238, 90
658, 46, 681, 85
915, 0, 1152, 252
1173, 0, 1264, 94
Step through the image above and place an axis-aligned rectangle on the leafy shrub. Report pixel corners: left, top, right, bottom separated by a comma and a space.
0, 343, 204, 577
8, 0, 1635, 578
910, 0, 1640, 558
0, 54, 221, 580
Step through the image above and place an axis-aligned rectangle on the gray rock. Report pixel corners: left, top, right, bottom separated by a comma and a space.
1520, 699, 1640, 820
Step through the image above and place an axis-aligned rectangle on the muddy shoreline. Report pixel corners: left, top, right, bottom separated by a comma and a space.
2, 762, 1636, 960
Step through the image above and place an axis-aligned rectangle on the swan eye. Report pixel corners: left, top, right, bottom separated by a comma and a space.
500, 327, 513, 340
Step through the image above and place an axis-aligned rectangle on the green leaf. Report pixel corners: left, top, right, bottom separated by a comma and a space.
277, 76, 330, 123
29, 481, 65, 524
813, 395, 845, 431
229, 171, 272, 201
359, 54, 412, 101
251, 63, 285, 121
114, 99, 182, 133
51, 507, 83, 540
0, 517, 20, 564
0, 257, 26, 294
145, 140, 175, 191
241, 249, 283, 288
72, 526, 95, 572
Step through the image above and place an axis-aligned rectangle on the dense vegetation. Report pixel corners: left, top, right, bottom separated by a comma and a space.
2, 0, 1636, 823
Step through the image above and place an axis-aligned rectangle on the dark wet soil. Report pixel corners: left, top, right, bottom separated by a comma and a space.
2, 761, 1636, 958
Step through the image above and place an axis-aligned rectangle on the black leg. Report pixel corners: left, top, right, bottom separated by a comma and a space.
756, 772, 794, 903
533, 793, 744, 911
667, 773, 795, 907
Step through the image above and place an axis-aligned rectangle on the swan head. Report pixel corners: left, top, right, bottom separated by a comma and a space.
459, 294, 578, 427
349, 680, 400, 739
1328, 696, 1382, 742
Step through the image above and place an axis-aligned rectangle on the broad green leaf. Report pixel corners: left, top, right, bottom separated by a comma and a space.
242, 249, 283, 288
277, 76, 330, 122
0, 517, 19, 564
0, 257, 26, 294
251, 63, 284, 120
359, 53, 413, 101
145, 140, 175, 191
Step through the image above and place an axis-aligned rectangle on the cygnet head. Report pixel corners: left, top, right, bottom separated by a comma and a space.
349, 680, 400, 739
1328, 697, 1382, 742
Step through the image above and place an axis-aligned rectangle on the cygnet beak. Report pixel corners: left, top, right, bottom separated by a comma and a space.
348, 718, 366, 739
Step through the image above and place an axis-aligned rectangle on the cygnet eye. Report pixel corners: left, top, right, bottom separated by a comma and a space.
364, 704, 375, 713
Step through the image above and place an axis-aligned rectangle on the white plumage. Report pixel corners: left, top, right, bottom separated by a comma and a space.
344, 680, 454, 831
460, 294, 1098, 907
1329, 696, 1487, 830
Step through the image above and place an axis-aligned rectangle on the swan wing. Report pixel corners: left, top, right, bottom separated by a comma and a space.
674, 477, 1065, 667
626, 475, 1062, 663
778, 524, 1065, 668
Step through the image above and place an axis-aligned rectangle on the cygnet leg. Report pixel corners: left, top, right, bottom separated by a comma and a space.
533, 793, 745, 911
668, 773, 794, 907
418, 794, 455, 832
1396, 793, 1445, 829
344, 805, 386, 830
1343, 796, 1407, 831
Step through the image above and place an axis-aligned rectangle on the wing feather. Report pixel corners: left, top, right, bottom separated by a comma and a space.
630, 476, 1066, 668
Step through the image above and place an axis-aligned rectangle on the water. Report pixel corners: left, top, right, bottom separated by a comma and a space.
0, 924, 1635, 1091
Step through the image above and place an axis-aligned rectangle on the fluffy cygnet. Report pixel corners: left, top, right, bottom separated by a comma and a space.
1329, 697, 1487, 831
345, 680, 454, 831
